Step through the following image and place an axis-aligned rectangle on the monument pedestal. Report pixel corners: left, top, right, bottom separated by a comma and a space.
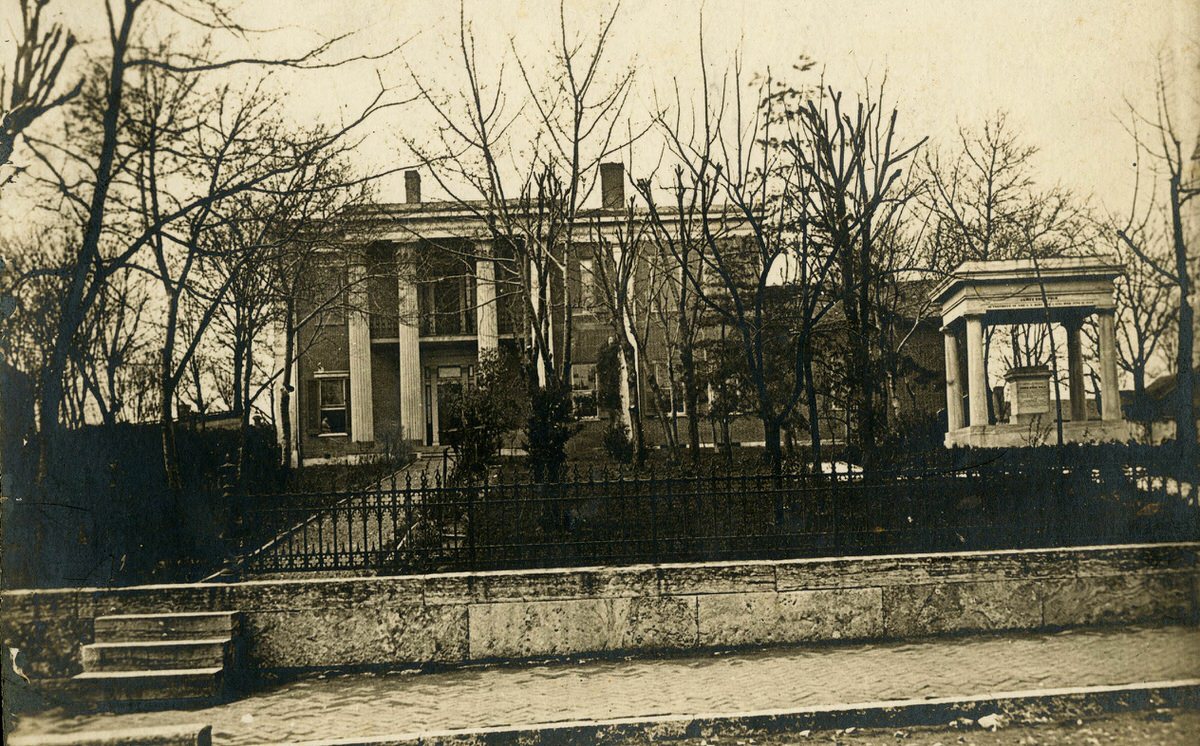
1004, 365, 1052, 425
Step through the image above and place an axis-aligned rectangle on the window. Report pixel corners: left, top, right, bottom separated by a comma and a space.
652, 362, 687, 415
316, 377, 349, 436
307, 262, 347, 325
578, 259, 598, 308
571, 363, 599, 419
419, 275, 475, 336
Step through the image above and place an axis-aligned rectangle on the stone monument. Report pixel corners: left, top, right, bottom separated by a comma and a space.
931, 256, 1135, 448
1004, 365, 1051, 425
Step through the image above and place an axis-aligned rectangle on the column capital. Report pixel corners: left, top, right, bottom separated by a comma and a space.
1059, 312, 1086, 331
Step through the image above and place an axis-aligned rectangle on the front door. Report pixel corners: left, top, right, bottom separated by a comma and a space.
437, 379, 461, 446
435, 365, 463, 446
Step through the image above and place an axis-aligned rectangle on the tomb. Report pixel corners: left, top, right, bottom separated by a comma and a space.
931, 257, 1135, 448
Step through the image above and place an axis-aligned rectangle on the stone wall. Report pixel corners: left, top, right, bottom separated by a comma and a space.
2, 543, 1196, 682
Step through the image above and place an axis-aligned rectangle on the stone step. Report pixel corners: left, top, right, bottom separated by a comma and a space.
72, 668, 224, 704
93, 612, 239, 643
81, 638, 232, 672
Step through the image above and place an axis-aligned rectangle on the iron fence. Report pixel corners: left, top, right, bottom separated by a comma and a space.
234, 459, 1197, 575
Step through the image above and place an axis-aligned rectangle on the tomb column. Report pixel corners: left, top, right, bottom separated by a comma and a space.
943, 327, 964, 430
1064, 316, 1087, 422
1097, 309, 1122, 421
347, 262, 374, 442
397, 248, 424, 442
965, 315, 989, 427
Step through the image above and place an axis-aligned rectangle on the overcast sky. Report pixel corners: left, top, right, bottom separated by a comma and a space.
14, 0, 1200, 217
218, 0, 1200, 215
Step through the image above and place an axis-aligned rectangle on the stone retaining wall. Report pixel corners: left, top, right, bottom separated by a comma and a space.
3, 543, 1197, 681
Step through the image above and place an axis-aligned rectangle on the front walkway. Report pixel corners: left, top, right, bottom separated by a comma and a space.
240, 451, 455, 575
12, 625, 1200, 745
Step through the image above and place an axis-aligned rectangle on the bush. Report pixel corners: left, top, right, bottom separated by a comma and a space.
443, 350, 526, 482
525, 378, 577, 482
601, 421, 634, 463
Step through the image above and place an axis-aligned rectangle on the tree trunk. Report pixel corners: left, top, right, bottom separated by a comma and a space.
616, 340, 645, 464
763, 417, 783, 476
681, 342, 701, 467
231, 332, 245, 417
804, 351, 822, 473
237, 333, 254, 479
159, 367, 182, 492
280, 300, 296, 470
625, 341, 645, 466
1169, 180, 1196, 469
1175, 280, 1196, 462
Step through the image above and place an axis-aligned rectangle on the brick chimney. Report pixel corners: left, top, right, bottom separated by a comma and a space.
600, 162, 624, 210
404, 170, 421, 204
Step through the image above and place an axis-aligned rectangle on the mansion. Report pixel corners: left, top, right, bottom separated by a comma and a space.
277, 164, 946, 466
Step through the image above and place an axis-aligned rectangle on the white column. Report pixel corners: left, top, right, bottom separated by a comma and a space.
347, 263, 374, 442
529, 258, 547, 387
965, 315, 989, 427
429, 367, 440, 446
476, 241, 498, 356
1065, 317, 1087, 422
1098, 310, 1122, 421
398, 254, 424, 442
943, 327, 964, 431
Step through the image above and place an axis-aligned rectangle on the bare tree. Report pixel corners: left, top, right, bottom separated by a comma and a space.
1088, 220, 1177, 407
634, 165, 716, 464
923, 113, 1095, 424
638, 43, 838, 471
1, 0, 81, 178
265, 179, 376, 470
782, 81, 927, 462
1116, 64, 1198, 463
586, 192, 649, 462
14, 0, 404, 480
404, 0, 637, 478
75, 267, 150, 426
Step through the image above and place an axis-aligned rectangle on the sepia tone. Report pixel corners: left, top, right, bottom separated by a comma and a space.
1, 1, 1198, 744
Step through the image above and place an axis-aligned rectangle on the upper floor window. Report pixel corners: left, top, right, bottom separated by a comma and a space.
304, 262, 347, 326
419, 274, 476, 336
578, 258, 599, 309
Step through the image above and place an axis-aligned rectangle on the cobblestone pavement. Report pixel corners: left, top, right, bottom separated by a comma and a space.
655, 709, 1200, 745
13, 625, 1200, 744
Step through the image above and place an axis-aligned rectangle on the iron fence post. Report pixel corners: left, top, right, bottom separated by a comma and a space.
467, 484, 477, 568
216, 452, 242, 582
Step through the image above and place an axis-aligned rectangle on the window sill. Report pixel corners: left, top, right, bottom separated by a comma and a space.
317, 432, 348, 438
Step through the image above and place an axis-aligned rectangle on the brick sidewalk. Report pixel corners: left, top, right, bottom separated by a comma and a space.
12, 625, 1200, 745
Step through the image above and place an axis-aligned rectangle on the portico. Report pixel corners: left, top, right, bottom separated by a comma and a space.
932, 257, 1134, 448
